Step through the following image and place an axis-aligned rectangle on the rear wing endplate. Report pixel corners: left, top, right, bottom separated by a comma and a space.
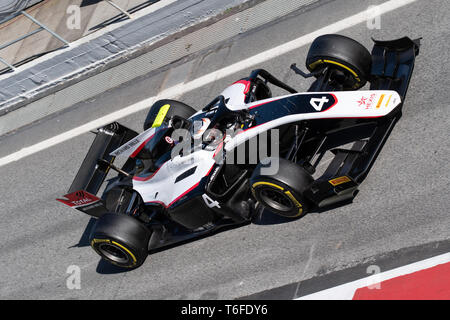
57, 122, 138, 218
68, 122, 138, 195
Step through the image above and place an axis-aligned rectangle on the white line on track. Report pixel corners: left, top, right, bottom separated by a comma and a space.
296, 252, 450, 300
0, 0, 418, 168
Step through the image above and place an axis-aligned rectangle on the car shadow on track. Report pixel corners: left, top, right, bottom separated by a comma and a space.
252, 210, 299, 225
94, 222, 249, 274
66, 218, 131, 274
96, 259, 130, 274
79, 197, 356, 273
252, 197, 355, 225
68, 218, 97, 248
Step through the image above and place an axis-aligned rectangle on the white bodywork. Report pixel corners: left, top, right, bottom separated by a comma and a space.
132, 149, 216, 207
224, 89, 401, 150
112, 83, 401, 208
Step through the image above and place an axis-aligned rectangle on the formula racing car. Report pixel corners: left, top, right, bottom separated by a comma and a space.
58, 34, 420, 268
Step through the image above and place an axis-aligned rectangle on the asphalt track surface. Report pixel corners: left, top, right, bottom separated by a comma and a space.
0, 0, 449, 299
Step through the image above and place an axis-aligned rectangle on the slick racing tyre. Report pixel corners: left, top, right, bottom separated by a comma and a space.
143, 99, 197, 131
306, 34, 372, 90
250, 157, 314, 218
90, 213, 151, 269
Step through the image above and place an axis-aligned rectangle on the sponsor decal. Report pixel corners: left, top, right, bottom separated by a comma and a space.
91, 238, 111, 244
376, 94, 385, 109
329, 176, 351, 186
78, 201, 104, 213
112, 138, 140, 155
165, 136, 174, 144
357, 93, 377, 110
392, 97, 398, 105
209, 166, 220, 182
357, 96, 367, 107
151, 104, 171, 128
57, 190, 101, 208
385, 94, 393, 107
110, 127, 155, 158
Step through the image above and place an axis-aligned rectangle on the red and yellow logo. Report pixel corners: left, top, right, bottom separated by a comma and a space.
329, 176, 351, 186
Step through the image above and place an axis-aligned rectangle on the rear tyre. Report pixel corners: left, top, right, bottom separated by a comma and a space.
306, 34, 372, 89
90, 213, 151, 269
250, 157, 314, 218
143, 99, 197, 131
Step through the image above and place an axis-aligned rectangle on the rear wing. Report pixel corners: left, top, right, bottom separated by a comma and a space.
57, 122, 138, 217
69, 122, 138, 194
370, 37, 421, 102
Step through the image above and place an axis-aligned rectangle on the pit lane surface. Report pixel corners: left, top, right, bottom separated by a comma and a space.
0, 0, 449, 299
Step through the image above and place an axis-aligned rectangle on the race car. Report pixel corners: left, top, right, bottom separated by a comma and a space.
57, 34, 420, 269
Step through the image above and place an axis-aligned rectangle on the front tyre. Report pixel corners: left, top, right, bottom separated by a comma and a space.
250, 158, 314, 218
90, 213, 151, 269
306, 34, 372, 90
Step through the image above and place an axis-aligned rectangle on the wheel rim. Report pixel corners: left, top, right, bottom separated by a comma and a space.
98, 243, 130, 264
259, 188, 294, 212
